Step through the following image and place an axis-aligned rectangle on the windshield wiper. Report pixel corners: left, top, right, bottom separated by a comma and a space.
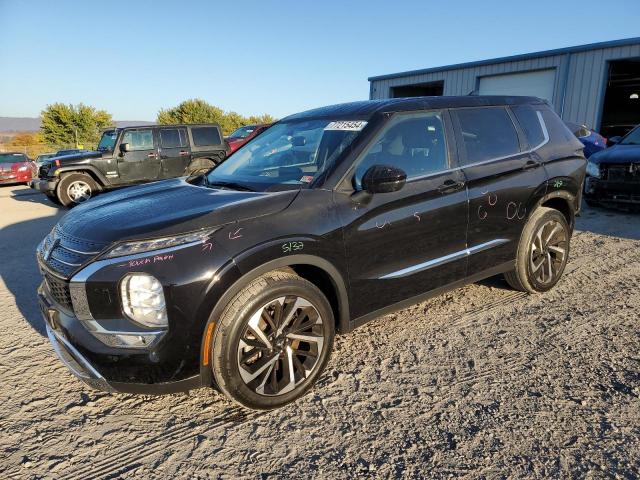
207, 180, 255, 192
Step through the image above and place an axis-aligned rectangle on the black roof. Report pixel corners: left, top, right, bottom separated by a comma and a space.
282, 96, 546, 122
104, 123, 222, 130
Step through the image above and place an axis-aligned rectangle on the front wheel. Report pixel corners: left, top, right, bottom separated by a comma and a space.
57, 173, 98, 207
504, 207, 571, 293
211, 271, 335, 410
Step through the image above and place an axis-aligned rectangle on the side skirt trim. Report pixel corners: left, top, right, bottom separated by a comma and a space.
379, 238, 509, 279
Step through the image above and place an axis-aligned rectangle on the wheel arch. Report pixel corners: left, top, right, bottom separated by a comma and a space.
57, 166, 107, 189
534, 190, 577, 230
198, 254, 350, 388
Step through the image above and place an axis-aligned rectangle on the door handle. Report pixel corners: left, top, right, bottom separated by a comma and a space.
522, 160, 540, 170
437, 180, 465, 194
179, 151, 190, 156
147, 153, 158, 158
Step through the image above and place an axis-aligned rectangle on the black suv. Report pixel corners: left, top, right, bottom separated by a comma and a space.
31, 124, 228, 206
36, 97, 586, 410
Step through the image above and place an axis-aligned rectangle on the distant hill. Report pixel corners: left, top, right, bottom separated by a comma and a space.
0, 117, 154, 132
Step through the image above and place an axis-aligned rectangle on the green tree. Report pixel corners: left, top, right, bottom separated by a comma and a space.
157, 99, 225, 126
157, 99, 276, 135
40, 103, 112, 148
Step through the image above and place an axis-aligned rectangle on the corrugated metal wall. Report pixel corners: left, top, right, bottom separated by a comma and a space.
370, 43, 640, 130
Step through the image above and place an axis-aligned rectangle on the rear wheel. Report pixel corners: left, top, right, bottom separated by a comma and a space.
185, 158, 216, 176
211, 271, 334, 410
505, 207, 570, 293
57, 173, 99, 207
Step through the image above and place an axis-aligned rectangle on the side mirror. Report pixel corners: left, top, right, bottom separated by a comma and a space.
119, 143, 130, 154
291, 136, 306, 147
608, 136, 621, 146
361, 164, 407, 194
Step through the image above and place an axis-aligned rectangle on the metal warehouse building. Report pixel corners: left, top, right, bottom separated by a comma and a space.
369, 37, 640, 137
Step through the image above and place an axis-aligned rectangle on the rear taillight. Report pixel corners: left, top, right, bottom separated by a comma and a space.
55, 159, 61, 167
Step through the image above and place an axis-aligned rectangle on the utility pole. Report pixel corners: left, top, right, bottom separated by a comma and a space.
74, 128, 78, 148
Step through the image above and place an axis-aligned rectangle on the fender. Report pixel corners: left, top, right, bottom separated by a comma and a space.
533, 186, 578, 229
57, 165, 110, 188
197, 252, 350, 388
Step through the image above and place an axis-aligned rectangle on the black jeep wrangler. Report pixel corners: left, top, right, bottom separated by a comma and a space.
31, 124, 229, 206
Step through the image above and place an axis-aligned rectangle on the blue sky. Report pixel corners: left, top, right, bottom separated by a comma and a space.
0, 0, 638, 120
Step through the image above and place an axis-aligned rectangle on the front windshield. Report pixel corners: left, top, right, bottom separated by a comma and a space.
97, 130, 118, 151
620, 126, 640, 145
207, 119, 365, 191
228, 126, 256, 140
0, 153, 27, 163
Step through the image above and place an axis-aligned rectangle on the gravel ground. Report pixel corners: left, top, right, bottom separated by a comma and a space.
1, 185, 639, 479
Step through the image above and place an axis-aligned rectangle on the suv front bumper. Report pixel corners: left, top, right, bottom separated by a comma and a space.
39, 284, 201, 395
30, 178, 59, 194
584, 176, 640, 205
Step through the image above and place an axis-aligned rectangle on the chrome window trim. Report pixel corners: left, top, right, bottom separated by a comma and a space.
379, 238, 509, 279
343, 107, 550, 189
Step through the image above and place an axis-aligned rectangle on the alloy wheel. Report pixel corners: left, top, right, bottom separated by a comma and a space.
67, 180, 92, 203
237, 296, 325, 396
529, 219, 567, 285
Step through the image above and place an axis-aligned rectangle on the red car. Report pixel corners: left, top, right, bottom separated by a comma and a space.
0, 152, 36, 185
225, 124, 272, 153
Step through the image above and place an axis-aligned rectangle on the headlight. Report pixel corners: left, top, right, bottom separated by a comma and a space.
586, 161, 600, 178
120, 273, 167, 327
104, 229, 215, 259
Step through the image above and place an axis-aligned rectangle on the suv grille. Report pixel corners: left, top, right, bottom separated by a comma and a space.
38, 225, 107, 278
606, 164, 640, 183
44, 273, 73, 311
39, 164, 51, 178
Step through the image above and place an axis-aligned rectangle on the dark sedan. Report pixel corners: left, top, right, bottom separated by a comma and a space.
584, 124, 640, 208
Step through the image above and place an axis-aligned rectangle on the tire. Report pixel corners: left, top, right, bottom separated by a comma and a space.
211, 270, 335, 410
504, 207, 571, 294
45, 192, 62, 206
57, 172, 99, 207
185, 158, 215, 176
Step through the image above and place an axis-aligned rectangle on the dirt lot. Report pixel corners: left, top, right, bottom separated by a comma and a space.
0, 185, 639, 479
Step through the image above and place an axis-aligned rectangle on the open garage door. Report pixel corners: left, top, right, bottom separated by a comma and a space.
391, 81, 444, 98
599, 59, 640, 138
478, 69, 556, 103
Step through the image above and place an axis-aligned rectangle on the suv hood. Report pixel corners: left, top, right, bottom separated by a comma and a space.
589, 144, 640, 165
48, 151, 104, 165
57, 178, 299, 244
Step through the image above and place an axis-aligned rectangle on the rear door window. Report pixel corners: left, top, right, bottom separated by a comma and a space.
160, 128, 188, 148
454, 107, 521, 165
191, 127, 221, 146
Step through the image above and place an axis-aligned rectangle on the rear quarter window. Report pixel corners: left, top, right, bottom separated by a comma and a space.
511, 105, 546, 148
191, 127, 221, 147
518, 105, 583, 159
